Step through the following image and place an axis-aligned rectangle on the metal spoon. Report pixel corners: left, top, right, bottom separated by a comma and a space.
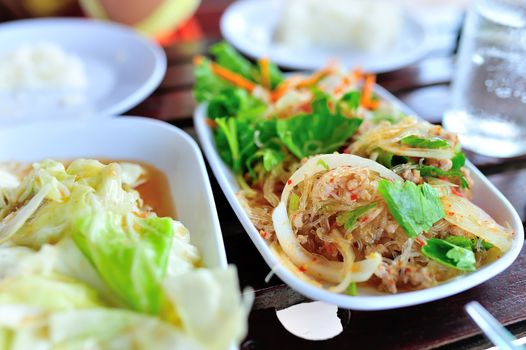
465, 301, 525, 350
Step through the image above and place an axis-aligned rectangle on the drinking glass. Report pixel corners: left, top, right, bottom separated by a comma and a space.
443, 0, 526, 157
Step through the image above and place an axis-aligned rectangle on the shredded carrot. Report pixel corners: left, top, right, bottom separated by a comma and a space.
271, 80, 291, 101
361, 74, 378, 109
259, 58, 271, 89
352, 68, 363, 81
193, 55, 256, 92
205, 118, 217, 128
297, 65, 336, 88
363, 99, 380, 110
297, 70, 326, 88
212, 63, 256, 91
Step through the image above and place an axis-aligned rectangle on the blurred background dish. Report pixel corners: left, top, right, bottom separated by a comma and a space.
0, 18, 166, 124
220, 0, 430, 72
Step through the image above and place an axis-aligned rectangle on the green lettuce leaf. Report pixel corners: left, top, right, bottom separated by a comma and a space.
214, 118, 256, 174
207, 87, 266, 121
276, 94, 362, 158
193, 58, 234, 103
215, 117, 283, 176
400, 135, 450, 149
378, 180, 444, 238
338, 91, 361, 111
444, 235, 493, 251
209, 42, 256, 81
451, 151, 466, 170
421, 238, 476, 271
444, 235, 473, 250
72, 213, 174, 315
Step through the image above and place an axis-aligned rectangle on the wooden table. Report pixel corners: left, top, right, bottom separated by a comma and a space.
5, 0, 523, 348
128, 1, 526, 349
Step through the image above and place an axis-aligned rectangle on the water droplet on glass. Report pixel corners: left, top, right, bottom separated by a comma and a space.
472, 53, 485, 65
495, 87, 512, 98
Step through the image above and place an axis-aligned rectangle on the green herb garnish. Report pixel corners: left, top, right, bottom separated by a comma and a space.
422, 238, 476, 271
336, 203, 377, 231
378, 180, 444, 238
400, 135, 450, 149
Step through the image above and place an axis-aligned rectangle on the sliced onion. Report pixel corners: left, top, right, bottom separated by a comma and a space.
441, 194, 513, 252
272, 154, 394, 286
272, 201, 382, 286
273, 202, 343, 283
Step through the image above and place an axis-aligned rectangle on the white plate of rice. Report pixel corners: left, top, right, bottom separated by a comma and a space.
0, 18, 166, 124
220, 0, 431, 72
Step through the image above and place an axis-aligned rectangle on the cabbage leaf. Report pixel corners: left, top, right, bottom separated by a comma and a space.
72, 213, 174, 315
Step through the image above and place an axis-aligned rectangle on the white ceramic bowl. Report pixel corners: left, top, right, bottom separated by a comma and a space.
0, 117, 226, 270
194, 87, 524, 310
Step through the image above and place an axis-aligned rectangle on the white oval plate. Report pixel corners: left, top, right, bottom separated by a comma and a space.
194, 86, 524, 310
220, 0, 431, 73
0, 117, 226, 270
0, 19, 166, 124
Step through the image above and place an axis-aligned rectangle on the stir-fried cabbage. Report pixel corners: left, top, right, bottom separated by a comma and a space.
0, 159, 251, 350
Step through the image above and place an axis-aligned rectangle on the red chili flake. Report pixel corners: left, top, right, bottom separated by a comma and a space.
415, 238, 426, 246
360, 216, 368, 223
448, 211, 455, 216
343, 149, 350, 154
299, 265, 307, 273
351, 194, 358, 201
287, 179, 292, 185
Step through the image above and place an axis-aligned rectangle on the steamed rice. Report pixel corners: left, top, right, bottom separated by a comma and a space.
275, 0, 403, 53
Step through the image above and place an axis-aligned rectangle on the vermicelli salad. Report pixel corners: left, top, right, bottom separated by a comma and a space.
194, 43, 514, 295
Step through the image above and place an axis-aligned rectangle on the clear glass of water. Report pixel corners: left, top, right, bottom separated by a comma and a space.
443, 0, 526, 158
